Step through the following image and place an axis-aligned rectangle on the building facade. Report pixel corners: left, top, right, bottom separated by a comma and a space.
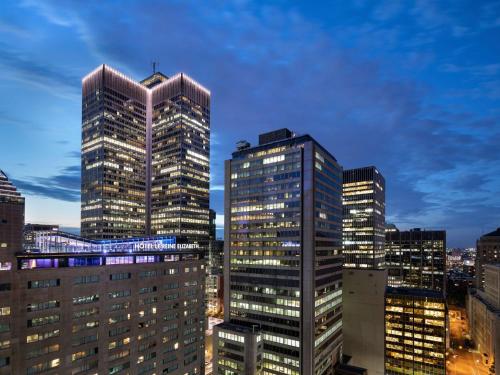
213, 322, 263, 374
2, 226, 206, 374
468, 264, 500, 371
342, 166, 385, 269
385, 288, 447, 375
475, 228, 500, 290
0, 171, 25, 372
206, 210, 224, 316
216, 129, 344, 375
341, 166, 386, 374
385, 228, 446, 292
81, 65, 210, 240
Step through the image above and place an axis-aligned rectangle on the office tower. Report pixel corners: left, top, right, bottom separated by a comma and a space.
0, 171, 25, 372
81, 65, 210, 240
215, 129, 344, 375
81, 66, 147, 239
475, 228, 500, 290
206, 210, 224, 316
147, 73, 210, 238
385, 228, 446, 292
3, 224, 205, 374
341, 166, 386, 374
343, 166, 385, 269
467, 264, 500, 371
385, 287, 447, 375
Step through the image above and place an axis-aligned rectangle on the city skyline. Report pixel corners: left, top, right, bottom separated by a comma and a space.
1, 1, 500, 247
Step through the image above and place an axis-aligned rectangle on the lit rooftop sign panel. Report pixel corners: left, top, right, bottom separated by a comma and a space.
27, 232, 199, 254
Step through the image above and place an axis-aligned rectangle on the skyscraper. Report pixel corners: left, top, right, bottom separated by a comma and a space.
341, 166, 387, 374
385, 227, 446, 292
342, 166, 385, 269
475, 228, 500, 290
215, 129, 343, 375
81, 65, 210, 240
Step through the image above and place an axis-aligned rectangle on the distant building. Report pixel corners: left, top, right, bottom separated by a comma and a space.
447, 248, 464, 270
468, 264, 500, 370
342, 166, 386, 374
385, 287, 447, 375
206, 210, 224, 316
386, 228, 446, 292
475, 228, 500, 290
215, 129, 343, 375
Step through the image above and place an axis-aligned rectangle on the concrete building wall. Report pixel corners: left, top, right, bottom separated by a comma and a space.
8, 257, 205, 375
484, 264, 500, 309
342, 268, 387, 375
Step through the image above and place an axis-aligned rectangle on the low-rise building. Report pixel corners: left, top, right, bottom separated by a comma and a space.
468, 264, 500, 370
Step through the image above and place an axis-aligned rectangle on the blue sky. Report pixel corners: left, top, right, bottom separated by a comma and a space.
0, 0, 499, 247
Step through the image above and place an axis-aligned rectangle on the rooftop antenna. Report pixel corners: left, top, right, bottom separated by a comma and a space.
151, 60, 160, 74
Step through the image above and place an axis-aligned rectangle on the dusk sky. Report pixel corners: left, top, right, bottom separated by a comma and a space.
1, 0, 499, 247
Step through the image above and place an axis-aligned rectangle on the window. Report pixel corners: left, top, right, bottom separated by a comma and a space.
0, 283, 10, 291
26, 358, 60, 374
108, 290, 131, 299
74, 275, 99, 284
28, 279, 60, 289
27, 314, 59, 327
0, 307, 10, 316
0, 356, 9, 368
73, 294, 99, 305
110, 272, 131, 281
27, 300, 59, 312
26, 329, 60, 343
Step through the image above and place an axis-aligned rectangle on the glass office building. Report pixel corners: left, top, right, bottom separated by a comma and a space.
385, 228, 446, 292
81, 65, 210, 240
384, 288, 447, 375
216, 129, 343, 375
342, 166, 385, 269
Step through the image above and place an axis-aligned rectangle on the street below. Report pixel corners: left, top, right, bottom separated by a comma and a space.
447, 308, 490, 375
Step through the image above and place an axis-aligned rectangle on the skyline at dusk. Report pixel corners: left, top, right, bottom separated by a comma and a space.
1, 1, 500, 247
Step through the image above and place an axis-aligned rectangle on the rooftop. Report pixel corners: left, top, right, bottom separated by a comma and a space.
232, 130, 339, 163
215, 322, 261, 334
386, 286, 445, 299
23, 230, 200, 255
483, 227, 500, 237
0, 169, 24, 203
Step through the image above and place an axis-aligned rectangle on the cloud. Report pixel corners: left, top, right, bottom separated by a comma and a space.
1, 0, 499, 247
0, 43, 80, 99
12, 165, 80, 202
